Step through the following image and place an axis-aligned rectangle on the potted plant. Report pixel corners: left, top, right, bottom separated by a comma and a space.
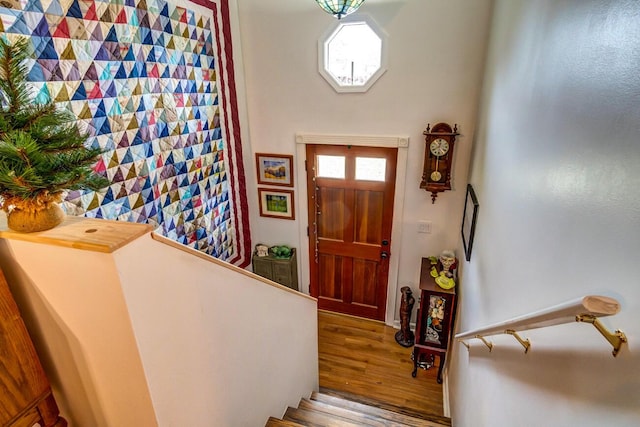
0, 37, 107, 232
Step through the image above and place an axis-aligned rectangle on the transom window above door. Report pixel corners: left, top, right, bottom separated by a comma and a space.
355, 157, 386, 181
317, 155, 346, 178
318, 15, 388, 93
316, 154, 387, 182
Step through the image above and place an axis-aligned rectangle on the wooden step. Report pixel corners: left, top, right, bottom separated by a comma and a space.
317, 388, 452, 426
269, 389, 451, 426
283, 406, 366, 427
310, 392, 447, 427
298, 399, 390, 426
265, 416, 305, 427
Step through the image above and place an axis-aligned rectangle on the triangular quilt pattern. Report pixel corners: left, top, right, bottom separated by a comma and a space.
1, 0, 239, 260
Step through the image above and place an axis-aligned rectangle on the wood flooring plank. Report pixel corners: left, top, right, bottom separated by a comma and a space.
318, 310, 446, 418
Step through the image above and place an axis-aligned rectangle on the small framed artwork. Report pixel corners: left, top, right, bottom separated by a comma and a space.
255, 153, 294, 187
258, 188, 295, 220
461, 184, 479, 261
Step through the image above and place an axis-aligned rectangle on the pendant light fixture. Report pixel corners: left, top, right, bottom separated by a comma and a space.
315, 0, 365, 19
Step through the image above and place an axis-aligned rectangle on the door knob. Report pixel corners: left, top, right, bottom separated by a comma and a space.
381, 251, 389, 259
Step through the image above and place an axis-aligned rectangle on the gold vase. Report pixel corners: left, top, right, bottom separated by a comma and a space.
7, 203, 65, 233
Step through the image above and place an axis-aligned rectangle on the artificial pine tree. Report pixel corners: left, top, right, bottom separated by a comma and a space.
0, 37, 107, 232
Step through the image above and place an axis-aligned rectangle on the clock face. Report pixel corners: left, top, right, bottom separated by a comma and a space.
430, 138, 450, 156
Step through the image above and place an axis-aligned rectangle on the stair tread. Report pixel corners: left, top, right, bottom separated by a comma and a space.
299, 399, 391, 426
313, 390, 451, 427
283, 406, 367, 427
265, 416, 306, 427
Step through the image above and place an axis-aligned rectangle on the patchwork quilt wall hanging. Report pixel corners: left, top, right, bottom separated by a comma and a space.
0, 0, 251, 266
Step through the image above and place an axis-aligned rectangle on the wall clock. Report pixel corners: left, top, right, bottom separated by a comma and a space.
420, 122, 459, 203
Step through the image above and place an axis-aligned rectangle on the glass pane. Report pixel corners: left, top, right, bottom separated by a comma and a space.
326, 22, 382, 87
355, 157, 386, 181
317, 155, 345, 179
425, 295, 446, 345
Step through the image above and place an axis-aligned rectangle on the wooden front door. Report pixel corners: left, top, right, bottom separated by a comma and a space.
306, 144, 397, 321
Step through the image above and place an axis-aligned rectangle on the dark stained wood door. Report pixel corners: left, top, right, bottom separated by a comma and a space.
306, 144, 397, 321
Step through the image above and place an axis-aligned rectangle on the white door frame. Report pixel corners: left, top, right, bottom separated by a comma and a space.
295, 133, 409, 326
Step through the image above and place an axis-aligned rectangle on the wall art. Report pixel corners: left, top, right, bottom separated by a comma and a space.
0, 0, 251, 266
461, 183, 479, 261
258, 188, 295, 220
255, 153, 294, 187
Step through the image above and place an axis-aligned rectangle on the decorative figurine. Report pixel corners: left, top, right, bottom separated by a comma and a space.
395, 286, 416, 347
433, 250, 457, 290
438, 250, 457, 277
255, 244, 269, 257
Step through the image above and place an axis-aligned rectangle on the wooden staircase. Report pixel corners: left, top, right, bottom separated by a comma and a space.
266, 391, 451, 427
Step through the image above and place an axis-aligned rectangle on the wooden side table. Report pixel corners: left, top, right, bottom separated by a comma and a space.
412, 257, 458, 384
252, 248, 299, 291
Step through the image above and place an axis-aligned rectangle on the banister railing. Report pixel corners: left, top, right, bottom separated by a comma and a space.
455, 295, 628, 357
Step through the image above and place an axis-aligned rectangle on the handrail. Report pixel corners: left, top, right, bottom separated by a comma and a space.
455, 295, 627, 357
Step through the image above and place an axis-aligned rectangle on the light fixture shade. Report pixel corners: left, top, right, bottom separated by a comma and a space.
315, 0, 365, 19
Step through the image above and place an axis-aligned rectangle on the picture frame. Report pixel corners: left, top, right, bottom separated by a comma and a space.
258, 188, 295, 220
255, 153, 294, 187
461, 184, 479, 261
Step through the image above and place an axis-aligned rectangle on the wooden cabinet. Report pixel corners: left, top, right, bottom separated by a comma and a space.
252, 249, 299, 291
0, 268, 66, 427
412, 257, 457, 384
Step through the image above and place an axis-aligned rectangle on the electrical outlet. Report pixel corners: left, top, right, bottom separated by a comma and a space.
418, 220, 432, 234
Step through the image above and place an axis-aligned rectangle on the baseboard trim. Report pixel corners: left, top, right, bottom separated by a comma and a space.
391, 320, 416, 331
442, 367, 450, 418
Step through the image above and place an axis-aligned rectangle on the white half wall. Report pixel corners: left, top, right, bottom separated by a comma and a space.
0, 239, 157, 426
0, 223, 318, 427
450, 1, 640, 426
114, 234, 318, 426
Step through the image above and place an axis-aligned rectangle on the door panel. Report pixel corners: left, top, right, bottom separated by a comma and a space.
318, 188, 348, 240
354, 190, 383, 244
307, 144, 397, 320
352, 258, 378, 307
318, 254, 346, 301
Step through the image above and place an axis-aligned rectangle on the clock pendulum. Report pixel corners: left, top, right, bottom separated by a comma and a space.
430, 159, 442, 182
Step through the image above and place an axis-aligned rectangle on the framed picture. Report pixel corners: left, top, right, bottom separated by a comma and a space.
461, 184, 479, 261
255, 153, 294, 187
258, 188, 295, 220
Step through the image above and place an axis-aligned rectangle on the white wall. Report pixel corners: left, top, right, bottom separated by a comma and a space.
0, 225, 318, 427
0, 239, 157, 426
236, 0, 493, 322
115, 234, 318, 427
450, 1, 640, 426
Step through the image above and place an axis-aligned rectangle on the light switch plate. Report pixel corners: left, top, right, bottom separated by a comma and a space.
418, 220, 432, 234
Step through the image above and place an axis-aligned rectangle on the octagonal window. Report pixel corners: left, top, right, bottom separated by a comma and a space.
318, 15, 387, 93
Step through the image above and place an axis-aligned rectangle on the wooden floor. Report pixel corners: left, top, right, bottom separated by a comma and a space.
317, 310, 445, 419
